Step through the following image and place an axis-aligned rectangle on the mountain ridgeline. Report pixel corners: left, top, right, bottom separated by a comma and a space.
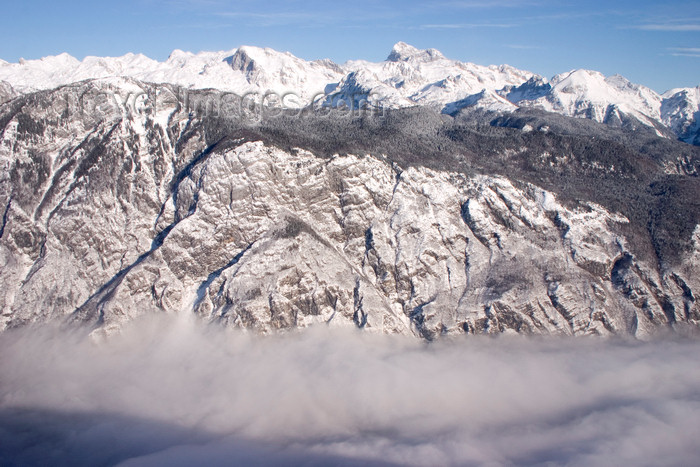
1, 42, 699, 145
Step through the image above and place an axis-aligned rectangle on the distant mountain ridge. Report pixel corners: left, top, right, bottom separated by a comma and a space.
1, 42, 698, 145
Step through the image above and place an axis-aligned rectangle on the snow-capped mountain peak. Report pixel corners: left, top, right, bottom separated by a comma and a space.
661, 85, 700, 144
387, 41, 446, 62
166, 49, 193, 62
224, 45, 343, 96
551, 69, 606, 93
514, 68, 663, 125
335, 43, 536, 110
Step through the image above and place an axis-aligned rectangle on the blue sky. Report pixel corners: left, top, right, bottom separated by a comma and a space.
1, 0, 698, 92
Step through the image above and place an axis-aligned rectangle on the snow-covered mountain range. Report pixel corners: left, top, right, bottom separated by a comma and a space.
1, 42, 699, 144
1, 43, 700, 338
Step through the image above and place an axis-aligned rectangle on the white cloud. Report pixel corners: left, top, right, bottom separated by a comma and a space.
669, 47, 700, 53
632, 24, 700, 31
1, 316, 700, 466
668, 47, 700, 58
419, 23, 515, 29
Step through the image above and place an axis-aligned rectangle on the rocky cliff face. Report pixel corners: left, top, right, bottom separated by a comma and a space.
1, 79, 699, 338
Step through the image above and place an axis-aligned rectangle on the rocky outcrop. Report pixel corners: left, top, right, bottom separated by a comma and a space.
0, 81, 14, 104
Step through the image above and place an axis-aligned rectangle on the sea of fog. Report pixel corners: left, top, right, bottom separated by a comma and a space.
1, 315, 699, 466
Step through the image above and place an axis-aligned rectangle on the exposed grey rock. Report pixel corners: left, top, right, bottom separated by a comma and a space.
1, 79, 699, 338
0, 81, 14, 104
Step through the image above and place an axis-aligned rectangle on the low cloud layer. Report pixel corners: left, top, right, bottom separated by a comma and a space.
1, 316, 700, 466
